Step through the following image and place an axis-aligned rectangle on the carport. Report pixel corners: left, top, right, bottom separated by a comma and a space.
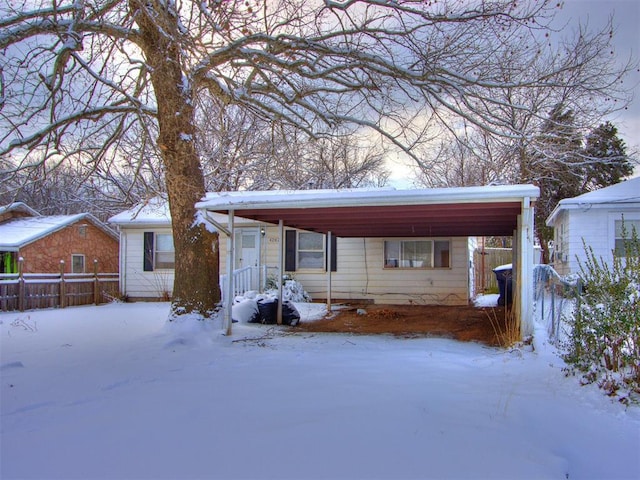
195, 184, 539, 338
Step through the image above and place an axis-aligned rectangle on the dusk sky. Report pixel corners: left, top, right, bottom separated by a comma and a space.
559, 0, 640, 150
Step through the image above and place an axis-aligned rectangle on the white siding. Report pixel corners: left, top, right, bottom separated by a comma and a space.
259, 231, 469, 305
120, 228, 175, 299
556, 205, 640, 275
122, 223, 471, 305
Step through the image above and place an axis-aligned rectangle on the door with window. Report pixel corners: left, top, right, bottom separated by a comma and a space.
234, 229, 260, 291
234, 229, 260, 269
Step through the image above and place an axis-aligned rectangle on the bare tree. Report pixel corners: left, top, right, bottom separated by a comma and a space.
413, 124, 512, 188
412, 15, 635, 188
262, 130, 390, 189
1, 0, 633, 318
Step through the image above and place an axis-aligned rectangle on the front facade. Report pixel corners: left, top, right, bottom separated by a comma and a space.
196, 186, 538, 336
280, 232, 469, 305
110, 203, 470, 305
546, 178, 640, 276
0, 203, 119, 274
111, 185, 538, 337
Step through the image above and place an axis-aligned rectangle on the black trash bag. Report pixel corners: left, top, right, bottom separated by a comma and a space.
257, 298, 278, 324
256, 298, 301, 326
282, 300, 301, 326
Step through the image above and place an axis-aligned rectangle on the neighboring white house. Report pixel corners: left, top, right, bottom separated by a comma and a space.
546, 177, 640, 276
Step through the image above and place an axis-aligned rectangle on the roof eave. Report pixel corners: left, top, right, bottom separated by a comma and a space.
196, 185, 540, 212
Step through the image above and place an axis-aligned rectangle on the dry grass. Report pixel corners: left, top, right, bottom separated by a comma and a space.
487, 306, 520, 348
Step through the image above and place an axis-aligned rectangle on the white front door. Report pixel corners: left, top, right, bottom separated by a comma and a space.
235, 229, 260, 269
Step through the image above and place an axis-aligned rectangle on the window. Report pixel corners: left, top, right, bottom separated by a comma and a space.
143, 232, 175, 271
285, 230, 337, 272
155, 234, 175, 269
297, 232, 325, 269
614, 219, 640, 257
1, 252, 18, 274
71, 254, 85, 273
384, 239, 450, 268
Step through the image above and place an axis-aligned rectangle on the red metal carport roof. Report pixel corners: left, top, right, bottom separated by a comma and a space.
196, 185, 539, 238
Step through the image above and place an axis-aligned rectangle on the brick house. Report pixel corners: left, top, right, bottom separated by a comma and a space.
0, 203, 119, 274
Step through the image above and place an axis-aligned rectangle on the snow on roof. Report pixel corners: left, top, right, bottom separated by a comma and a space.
0, 202, 41, 217
560, 177, 640, 205
196, 184, 540, 211
109, 197, 172, 226
0, 213, 117, 250
546, 177, 640, 226
109, 197, 253, 227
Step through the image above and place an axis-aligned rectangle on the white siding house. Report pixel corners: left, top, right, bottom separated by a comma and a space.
110, 185, 538, 338
109, 198, 470, 304
108, 198, 175, 300
196, 186, 538, 336
546, 177, 640, 276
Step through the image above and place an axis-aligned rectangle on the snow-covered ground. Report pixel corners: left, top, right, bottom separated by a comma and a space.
1, 302, 639, 480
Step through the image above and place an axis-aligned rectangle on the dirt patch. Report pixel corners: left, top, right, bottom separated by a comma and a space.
296, 303, 508, 346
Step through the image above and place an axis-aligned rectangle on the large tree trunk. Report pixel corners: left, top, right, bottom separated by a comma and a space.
132, 0, 221, 317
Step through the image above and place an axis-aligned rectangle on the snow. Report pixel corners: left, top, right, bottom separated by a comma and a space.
0, 213, 93, 249
560, 176, 640, 205
196, 184, 540, 212
493, 263, 512, 272
547, 177, 640, 225
473, 292, 500, 307
108, 196, 172, 225
1, 302, 639, 480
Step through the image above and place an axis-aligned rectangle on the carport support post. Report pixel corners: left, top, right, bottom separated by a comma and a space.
277, 219, 284, 325
224, 210, 235, 336
326, 231, 332, 313
517, 197, 535, 338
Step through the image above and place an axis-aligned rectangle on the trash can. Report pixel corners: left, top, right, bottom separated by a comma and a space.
493, 264, 513, 306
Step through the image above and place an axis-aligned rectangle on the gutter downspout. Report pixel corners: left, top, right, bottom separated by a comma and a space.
204, 212, 231, 237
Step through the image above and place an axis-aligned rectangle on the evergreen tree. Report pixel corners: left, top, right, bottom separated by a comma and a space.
528, 108, 635, 262
580, 122, 633, 191
528, 105, 584, 262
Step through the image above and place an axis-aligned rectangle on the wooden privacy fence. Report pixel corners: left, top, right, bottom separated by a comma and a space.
0, 259, 119, 312
473, 247, 513, 295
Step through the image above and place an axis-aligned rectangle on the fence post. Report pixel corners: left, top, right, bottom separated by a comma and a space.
18, 257, 25, 312
59, 260, 66, 308
93, 259, 99, 305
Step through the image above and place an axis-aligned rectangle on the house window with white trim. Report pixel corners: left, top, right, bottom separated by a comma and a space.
297, 232, 325, 269
143, 232, 175, 270
155, 233, 175, 269
284, 230, 337, 272
384, 239, 450, 268
614, 219, 640, 257
71, 254, 85, 273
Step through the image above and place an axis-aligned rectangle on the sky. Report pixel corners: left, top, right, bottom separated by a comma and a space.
558, 0, 640, 145
388, 0, 640, 188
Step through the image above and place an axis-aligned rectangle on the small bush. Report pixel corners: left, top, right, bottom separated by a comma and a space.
264, 274, 312, 303
562, 222, 640, 402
